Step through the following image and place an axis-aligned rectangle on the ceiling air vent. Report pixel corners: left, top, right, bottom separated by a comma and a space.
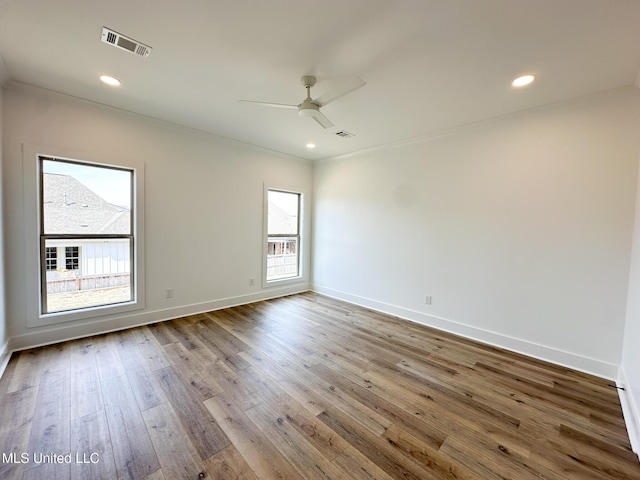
101, 27, 152, 58
335, 130, 355, 138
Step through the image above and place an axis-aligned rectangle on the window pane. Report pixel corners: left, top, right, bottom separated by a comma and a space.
268, 190, 299, 235
42, 159, 131, 235
44, 238, 132, 313
266, 236, 298, 281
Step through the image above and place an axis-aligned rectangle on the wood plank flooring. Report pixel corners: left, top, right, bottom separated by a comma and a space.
0, 292, 638, 479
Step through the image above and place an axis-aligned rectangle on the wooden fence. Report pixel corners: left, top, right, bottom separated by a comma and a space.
46, 273, 130, 293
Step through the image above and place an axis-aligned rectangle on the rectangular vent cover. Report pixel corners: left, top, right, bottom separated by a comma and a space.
335, 130, 355, 138
101, 27, 152, 58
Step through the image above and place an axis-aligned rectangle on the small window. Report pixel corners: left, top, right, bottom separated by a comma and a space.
266, 189, 301, 282
40, 157, 134, 315
45, 247, 57, 270
65, 246, 79, 270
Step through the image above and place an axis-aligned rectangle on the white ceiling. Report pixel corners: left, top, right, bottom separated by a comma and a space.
1, 0, 640, 160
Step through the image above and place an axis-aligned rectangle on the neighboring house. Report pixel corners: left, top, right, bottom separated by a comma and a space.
43, 173, 130, 292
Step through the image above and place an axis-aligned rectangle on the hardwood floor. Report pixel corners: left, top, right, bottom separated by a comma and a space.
0, 292, 638, 479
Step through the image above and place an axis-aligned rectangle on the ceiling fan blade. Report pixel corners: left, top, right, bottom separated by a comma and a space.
310, 110, 334, 129
238, 100, 297, 109
313, 77, 366, 107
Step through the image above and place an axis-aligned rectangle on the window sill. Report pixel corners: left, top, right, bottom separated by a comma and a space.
29, 299, 145, 328
263, 275, 305, 289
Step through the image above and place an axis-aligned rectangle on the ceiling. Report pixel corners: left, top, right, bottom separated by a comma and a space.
1, 0, 640, 161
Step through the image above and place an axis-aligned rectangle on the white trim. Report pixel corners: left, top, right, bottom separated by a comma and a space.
6, 284, 309, 354
618, 367, 640, 458
0, 284, 625, 393
0, 340, 11, 380
262, 183, 308, 289
311, 284, 619, 380
22, 143, 146, 327
5, 81, 310, 165
316, 86, 640, 163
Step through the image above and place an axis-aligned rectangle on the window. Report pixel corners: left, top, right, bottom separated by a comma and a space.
65, 246, 79, 270
266, 189, 301, 282
45, 247, 57, 270
39, 157, 134, 315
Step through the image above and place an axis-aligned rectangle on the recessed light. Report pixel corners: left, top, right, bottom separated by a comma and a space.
99, 75, 121, 87
306, 143, 316, 149
512, 74, 535, 87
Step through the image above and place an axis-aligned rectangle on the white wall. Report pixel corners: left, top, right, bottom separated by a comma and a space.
312, 87, 640, 379
2, 83, 312, 350
620, 158, 640, 454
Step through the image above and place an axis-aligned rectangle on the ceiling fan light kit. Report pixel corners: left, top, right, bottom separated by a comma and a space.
298, 102, 320, 116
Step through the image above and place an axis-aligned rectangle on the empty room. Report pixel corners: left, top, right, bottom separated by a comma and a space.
1, 1, 640, 479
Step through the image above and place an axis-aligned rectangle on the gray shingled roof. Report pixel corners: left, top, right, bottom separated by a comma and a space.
43, 173, 130, 234
268, 201, 298, 235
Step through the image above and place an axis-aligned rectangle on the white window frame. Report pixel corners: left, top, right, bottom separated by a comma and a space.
23, 144, 145, 327
263, 184, 306, 288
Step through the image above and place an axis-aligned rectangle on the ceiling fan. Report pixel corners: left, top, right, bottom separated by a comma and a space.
239, 75, 366, 129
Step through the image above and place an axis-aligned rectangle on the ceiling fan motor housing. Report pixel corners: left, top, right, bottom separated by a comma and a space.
300, 75, 317, 88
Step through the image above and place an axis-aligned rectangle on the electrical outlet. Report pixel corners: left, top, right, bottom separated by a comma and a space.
249, 278, 255, 286
424, 295, 432, 305
166, 288, 173, 299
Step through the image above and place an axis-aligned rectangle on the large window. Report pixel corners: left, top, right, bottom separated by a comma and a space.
266, 189, 301, 282
39, 157, 134, 314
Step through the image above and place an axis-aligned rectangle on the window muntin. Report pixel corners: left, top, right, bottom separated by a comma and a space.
266, 190, 301, 282
40, 157, 134, 315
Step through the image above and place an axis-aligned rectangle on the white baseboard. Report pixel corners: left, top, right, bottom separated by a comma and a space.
311, 284, 619, 380
6, 284, 309, 355
618, 367, 640, 458
2, 283, 619, 383
0, 340, 11, 381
